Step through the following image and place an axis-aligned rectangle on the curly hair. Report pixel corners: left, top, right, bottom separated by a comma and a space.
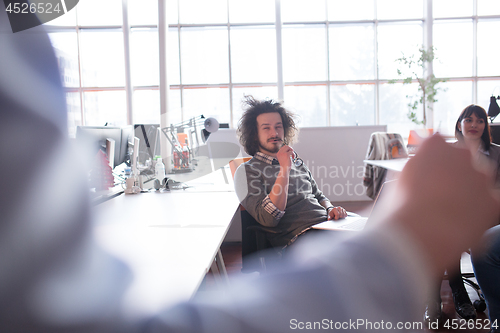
237, 96, 298, 156
455, 104, 492, 150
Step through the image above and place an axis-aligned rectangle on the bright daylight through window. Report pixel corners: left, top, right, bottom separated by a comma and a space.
44, 0, 500, 138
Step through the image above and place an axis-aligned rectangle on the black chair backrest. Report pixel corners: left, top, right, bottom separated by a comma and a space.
240, 210, 281, 273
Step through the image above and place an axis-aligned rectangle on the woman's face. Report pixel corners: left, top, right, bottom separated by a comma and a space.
458, 112, 485, 142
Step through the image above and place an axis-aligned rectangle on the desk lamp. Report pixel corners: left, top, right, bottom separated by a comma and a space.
161, 115, 219, 173
201, 117, 219, 143
488, 95, 500, 122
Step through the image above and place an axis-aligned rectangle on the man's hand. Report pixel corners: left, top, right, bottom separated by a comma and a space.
268, 145, 295, 211
327, 206, 348, 220
375, 134, 500, 275
276, 145, 294, 170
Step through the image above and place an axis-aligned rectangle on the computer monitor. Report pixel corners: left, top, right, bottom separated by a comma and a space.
121, 125, 134, 165
134, 124, 160, 165
76, 126, 131, 168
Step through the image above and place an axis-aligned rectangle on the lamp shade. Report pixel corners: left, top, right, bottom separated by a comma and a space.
488, 96, 500, 121
204, 117, 219, 133
201, 117, 219, 143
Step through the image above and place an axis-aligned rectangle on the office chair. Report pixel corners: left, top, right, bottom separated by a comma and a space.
460, 273, 487, 312
363, 132, 408, 200
442, 255, 487, 314
229, 158, 281, 274
240, 209, 281, 273
407, 129, 433, 154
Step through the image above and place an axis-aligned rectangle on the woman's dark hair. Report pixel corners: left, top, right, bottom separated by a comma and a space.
237, 96, 298, 156
455, 104, 491, 150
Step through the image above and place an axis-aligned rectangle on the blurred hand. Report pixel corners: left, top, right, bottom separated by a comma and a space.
376, 134, 500, 275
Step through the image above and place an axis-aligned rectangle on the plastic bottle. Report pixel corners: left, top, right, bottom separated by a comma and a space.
173, 143, 182, 169
182, 140, 189, 168
155, 156, 166, 182
153, 155, 161, 168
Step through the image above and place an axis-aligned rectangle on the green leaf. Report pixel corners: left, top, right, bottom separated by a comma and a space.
393, 45, 445, 127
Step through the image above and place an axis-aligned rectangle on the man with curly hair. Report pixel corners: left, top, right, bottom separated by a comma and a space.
234, 96, 347, 250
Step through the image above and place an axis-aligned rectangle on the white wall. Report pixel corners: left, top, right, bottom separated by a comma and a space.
292, 125, 386, 202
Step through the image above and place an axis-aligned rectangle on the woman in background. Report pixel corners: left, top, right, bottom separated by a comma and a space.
455, 105, 500, 187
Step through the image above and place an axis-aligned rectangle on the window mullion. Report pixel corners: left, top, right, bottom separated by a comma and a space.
227, 0, 234, 128
472, 0, 478, 103
122, 0, 133, 125
275, 0, 284, 101
325, 0, 331, 127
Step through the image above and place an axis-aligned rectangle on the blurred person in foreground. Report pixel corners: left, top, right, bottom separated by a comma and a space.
425, 105, 500, 325
1, 4, 500, 332
457, 105, 500, 331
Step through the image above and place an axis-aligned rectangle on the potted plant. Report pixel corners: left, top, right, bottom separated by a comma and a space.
390, 46, 446, 128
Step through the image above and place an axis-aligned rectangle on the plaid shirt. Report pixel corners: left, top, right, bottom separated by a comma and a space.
255, 152, 285, 220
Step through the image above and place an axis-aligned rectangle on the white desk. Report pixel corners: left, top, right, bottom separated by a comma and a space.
92, 190, 239, 316
363, 158, 409, 172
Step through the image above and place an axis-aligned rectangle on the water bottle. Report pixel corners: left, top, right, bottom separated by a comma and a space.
155, 156, 165, 182
182, 143, 189, 168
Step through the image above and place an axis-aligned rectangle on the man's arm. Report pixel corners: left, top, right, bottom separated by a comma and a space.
233, 145, 294, 227
267, 145, 293, 211
234, 162, 285, 228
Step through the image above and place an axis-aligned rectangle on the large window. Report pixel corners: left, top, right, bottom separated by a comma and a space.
432, 0, 500, 134
45, 0, 500, 138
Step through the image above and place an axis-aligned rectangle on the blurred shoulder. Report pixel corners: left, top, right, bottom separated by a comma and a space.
489, 143, 500, 160
489, 143, 500, 152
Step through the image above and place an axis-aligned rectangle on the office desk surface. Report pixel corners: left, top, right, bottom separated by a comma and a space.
363, 158, 409, 172
92, 190, 239, 316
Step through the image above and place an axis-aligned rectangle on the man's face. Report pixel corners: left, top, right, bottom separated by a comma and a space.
256, 112, 284, 156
